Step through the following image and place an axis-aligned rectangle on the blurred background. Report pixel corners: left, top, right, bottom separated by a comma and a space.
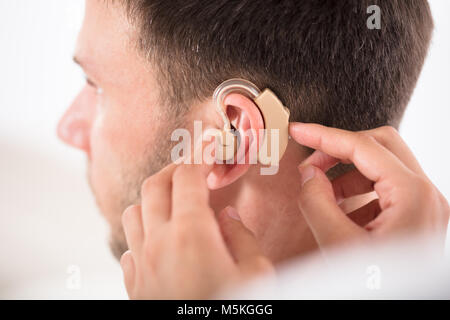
0, 0, 448, 299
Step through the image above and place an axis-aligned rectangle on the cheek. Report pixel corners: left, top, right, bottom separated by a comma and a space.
90, 97, 151, 166
88, 93, 161, 203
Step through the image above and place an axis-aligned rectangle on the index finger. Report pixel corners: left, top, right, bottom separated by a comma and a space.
289, 122, 413, 184
171, 133, 215, 221
141, 162, 178, 234
171, 162, 215, 222
140, 132, 214, 230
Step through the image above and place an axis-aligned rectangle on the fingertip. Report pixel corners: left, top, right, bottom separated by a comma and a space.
120, 250, 135, 280
223, 206, 241, 221
120, 250, 133, 269
218, 206, 244, 239
122, 204, 142, 228
218, 206, 241, 234
121, 205, 144, 252
298, 165, 316, 186
297, 165, 335, 206
289, 122, 305, 137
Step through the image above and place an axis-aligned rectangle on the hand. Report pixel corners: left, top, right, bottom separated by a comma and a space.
290, 123, 449, 253
119, 162, 273, 299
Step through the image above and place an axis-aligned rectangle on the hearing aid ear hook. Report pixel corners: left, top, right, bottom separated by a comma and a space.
212, 78, 290, 165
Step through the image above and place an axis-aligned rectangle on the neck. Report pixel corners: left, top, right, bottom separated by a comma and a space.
210, 141, 318, 264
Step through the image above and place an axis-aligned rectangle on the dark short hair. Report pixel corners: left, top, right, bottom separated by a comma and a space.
122, 0, 433, 130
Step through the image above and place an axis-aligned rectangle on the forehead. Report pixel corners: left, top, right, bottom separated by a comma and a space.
75, 0, 138, 81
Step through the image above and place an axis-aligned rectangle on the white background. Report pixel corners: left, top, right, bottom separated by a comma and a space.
0, 0, 448, 299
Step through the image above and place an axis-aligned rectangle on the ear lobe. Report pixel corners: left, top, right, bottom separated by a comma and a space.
206, 93, 265, 190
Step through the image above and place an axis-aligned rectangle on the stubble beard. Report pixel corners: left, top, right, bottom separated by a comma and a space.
87, 124, 180, 261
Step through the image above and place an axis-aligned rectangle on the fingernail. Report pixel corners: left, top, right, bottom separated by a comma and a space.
225, 206, 241, 221
298, 159, 310, 169
299, 165, 315, 186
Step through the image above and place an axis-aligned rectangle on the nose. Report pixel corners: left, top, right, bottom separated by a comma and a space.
57, 86, 95, 154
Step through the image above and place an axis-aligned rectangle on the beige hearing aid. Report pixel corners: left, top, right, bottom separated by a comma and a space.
212, 78, 290, 165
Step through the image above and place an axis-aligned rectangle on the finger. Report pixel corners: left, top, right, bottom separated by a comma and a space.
332, 169, 374, 201
300, 152, 375, 200
171, 163, 214, 221
347, 199, 381, 227
122, 205, 144, 253
300, 150, 341, 172
302, 126, 425, 176
297, 165, 367, 250
290, 122, 413, 184
141, 162, 178, 234
142, 131, 215, 229
120, 250, 135, 297
297, 126, 425, 181
218, 206, 273, 276
368, 126, 424, 176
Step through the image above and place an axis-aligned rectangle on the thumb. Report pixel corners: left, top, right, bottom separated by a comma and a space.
218, 206, 273, 277
297, 165, 366, 251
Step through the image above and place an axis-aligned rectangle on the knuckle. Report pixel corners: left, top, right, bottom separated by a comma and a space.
175, 207, 195, 220
173, 230, 189, 250
173, 213, 213, 245
142, 241, 155, 258
173, 220, 191, 239
378, 125, 398, 138
357, 131, 376, 145
178, 204, 213, 220
357, 130, 371, 139
353, 132, 375, 156
414, 176, 435, 200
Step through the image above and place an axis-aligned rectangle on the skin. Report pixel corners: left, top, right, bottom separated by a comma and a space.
58, 3, 448, 299
293, 124, 449, 251
121, 143, 274, 299
58, 0, 317, 262
121, 123, 449, 299
58, 0, 171, 257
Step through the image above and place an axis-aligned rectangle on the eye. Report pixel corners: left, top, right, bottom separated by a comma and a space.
85, 77, 103, 95
85, 77, 97, 88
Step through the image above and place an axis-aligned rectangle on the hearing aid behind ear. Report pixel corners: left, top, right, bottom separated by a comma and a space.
213, 78, 290, 165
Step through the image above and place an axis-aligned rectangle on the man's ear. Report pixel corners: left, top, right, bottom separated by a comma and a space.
207, 93, 264, 190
